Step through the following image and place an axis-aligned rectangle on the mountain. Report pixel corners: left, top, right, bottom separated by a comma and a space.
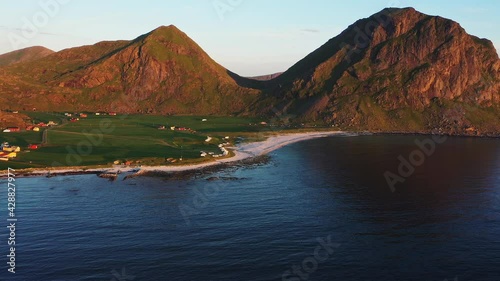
0, 46, 54, 67
251, 7, 500, 135
0, 8, 499, 135
248, 72, 283, 81
0, 25, 259, 114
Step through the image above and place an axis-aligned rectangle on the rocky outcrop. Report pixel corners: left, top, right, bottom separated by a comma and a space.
252, 8, 500, 135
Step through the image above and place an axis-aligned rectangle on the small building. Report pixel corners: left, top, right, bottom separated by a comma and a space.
170, 126, 176, 131
158, 126, 166, 130
0, 142, 9, 148
47, 121, 58, 126
6, 127, 20, 132
33, 127, 40, 132
3, 146, 20, 152
109, 112, 117, 116
12, 111, 19, 114
95, 113, 101, 116
0, 152, 17, 158
28, 144, 39, 150
202, 119, 208, 122
205, 136, 212, 142
70, 118, 79, 122
80, 113, 88, 118
26, 126, 34, 131
38, 122, 48, 127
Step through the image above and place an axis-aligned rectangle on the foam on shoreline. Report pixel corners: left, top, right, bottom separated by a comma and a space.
1, 131, 351, 177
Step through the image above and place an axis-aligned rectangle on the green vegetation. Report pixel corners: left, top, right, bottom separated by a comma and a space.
0, 114, 268, 170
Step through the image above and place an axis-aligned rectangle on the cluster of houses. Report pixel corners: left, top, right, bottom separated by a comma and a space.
200, 145, 230, 158
0, 142, 21, 161
200, 137, 231, 158
113, 160, 138, 166
2, 121, 58, 133
65, 112, 117, 117
63, 111, 119, 122
158, 125, 197, 133
65, 113, 84, 122
65, 112, 118, 122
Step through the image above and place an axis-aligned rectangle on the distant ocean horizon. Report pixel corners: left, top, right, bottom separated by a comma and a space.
1, 135, 499, 281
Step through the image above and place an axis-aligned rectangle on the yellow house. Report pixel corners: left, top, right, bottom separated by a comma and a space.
0, 152, 16, 158
3, 146, 20, 152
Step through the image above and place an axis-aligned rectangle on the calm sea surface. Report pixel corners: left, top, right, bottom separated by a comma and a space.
1, 135, 499, 281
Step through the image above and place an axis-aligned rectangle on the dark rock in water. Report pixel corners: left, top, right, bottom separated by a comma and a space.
98, 172, 118, 181
206, 176, 249, 181
130, 155, 270, 180
220, 177, 248, 181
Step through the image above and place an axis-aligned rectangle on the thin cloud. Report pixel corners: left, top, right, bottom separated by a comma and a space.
301, 29, 320, 33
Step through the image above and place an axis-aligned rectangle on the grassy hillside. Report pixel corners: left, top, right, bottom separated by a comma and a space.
0, 114, 266, 169
0, 46, 53, 67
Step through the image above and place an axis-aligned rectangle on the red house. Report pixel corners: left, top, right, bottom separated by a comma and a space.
28, 144, 39, 150
6, 127, 20, 132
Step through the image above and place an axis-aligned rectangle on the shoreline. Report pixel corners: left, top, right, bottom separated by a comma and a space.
1, 131, 351, 178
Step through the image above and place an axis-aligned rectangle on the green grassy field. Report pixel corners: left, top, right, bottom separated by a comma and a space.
0, 113, 268, 170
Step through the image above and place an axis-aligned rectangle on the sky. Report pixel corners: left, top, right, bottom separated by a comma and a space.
0, 0, 499, 76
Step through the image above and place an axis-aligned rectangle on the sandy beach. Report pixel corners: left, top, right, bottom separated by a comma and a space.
1, 131, 351, 177
140, 131, 350, 173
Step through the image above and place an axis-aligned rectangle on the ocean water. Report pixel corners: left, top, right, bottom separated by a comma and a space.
1, 135, 499, 281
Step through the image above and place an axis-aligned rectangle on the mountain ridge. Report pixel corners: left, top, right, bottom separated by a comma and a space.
0, 7, 499, 135
248, 7, 500, 135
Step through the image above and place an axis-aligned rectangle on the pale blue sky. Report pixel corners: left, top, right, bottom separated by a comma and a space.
1, 0, 499, 76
